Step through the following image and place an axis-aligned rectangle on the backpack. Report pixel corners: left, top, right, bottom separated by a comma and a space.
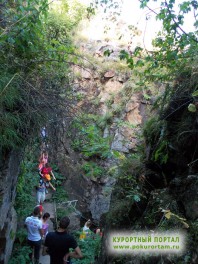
44, 174, 51, 181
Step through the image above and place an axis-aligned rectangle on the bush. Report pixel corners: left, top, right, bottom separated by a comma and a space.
73, 233, 101, 264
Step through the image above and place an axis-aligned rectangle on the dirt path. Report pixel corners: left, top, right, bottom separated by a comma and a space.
39, 194, 56, 264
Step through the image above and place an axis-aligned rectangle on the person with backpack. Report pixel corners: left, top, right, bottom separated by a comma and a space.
36, 178, 47, 205
39, 163, 56, 191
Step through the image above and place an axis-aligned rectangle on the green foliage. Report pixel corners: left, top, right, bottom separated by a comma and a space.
56, 207, 73, 223
116, 154, 144, 199
0, 0, 84, 150
1, 0, 48, 57
188, 103, 197, 112
111, 153, 143, 203
143, 117, 169, 164
154, 140, 169, 164
119, 50, 134, 69
51, 186, 68, 203
143, 117, 163, 144
105, 152, 145, 228
82, 161, 105, 177
15, 229, 28, 246
71, 118, 112, 159
8, 246, 31, 264
15, 161, 39, 219
104, 49, 114, 57
106, 200, 133, 227
73, 233, 101, 264
52, 166, 66, 186
137, 0, 198, 82
189, 220, 198, 248
9, 157, 36, 264
46, 0, 86, 45
12, 148, 68, 260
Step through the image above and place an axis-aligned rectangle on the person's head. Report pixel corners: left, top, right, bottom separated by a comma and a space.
43, 212, 50, 220
86, 219, 92, 228
33, 206, 41, 217
45, 163, 49, 167
43, 151, 48, 157
34, 205, 43, 217
59, 216, 70, 229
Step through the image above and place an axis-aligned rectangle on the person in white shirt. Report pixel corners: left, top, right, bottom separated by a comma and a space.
83, 219, 92, 236
25, 206, 44, 264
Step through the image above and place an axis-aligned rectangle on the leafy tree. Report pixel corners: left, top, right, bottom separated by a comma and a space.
137, 0, 198, 80
0, 0, 85, 150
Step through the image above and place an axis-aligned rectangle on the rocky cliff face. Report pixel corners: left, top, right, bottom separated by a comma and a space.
0, 150, 22, 264
97, 69, 198, 263
48, 36, 152, 225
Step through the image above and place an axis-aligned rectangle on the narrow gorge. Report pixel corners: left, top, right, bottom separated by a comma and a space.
0, 1, 198, 264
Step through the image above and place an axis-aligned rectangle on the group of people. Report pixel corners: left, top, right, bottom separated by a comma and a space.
25, 206, 83, 264
25, 206, 50, 264
24, 149, 102, 264
24, 150, 83, 264
37, 151, 56, 205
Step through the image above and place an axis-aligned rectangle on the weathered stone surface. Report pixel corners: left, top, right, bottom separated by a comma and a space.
67, 212, 81, 232
111, 127, 138, 152
0, 150, 22, 264
89, 193, 111, 221
72, 65, 92, 80
99, 92, 111, 103
104, 70, 115, 78
81, 69, 92, 79
103, 127, 109, 138
124, 99, 142, 125
118, 72, 130, 83
170, 175, 198, 220
111, 130, 129, 152
104, 79, 123, 94
125, 101, 139, 112
125, 108, 142, 125
182, 175, 198, 220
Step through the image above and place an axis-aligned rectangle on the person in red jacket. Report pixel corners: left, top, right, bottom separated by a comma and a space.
39, 163, 56, 191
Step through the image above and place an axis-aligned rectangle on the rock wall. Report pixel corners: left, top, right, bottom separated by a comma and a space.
49, 123, 116, 223
48, 38, 152, 224
0, 150, 22, 264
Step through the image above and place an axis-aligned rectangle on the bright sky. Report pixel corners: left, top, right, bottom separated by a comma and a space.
121, 0, 195, 31
79, 0, 196, 49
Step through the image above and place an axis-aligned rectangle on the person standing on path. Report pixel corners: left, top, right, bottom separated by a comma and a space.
44, 216, 83, 264
39, 163, 56, 192
83, 219, 92, 236
36, 178, 46, 205
38, 151, 48, 171
42, 212, 50, 239
25, 206, 44, 264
